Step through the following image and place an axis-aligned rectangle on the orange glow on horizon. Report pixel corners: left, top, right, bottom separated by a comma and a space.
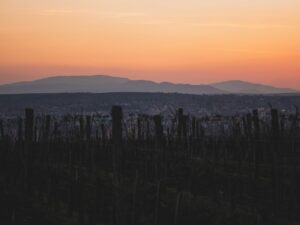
1, 0, 300, 88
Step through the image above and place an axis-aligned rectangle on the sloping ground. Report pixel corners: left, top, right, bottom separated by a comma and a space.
0, 189, 62, 225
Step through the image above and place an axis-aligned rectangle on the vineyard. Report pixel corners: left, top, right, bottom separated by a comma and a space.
0, 106, 300, 225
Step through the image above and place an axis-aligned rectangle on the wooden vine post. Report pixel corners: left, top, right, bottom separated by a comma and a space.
111, 106, 123, 225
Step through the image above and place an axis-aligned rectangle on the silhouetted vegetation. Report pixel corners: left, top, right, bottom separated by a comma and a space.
0, 106, 300, 225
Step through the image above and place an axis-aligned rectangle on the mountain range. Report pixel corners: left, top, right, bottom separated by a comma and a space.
0, 75, 297, 95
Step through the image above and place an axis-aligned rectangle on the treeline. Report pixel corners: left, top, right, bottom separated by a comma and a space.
0, 106, 300, 225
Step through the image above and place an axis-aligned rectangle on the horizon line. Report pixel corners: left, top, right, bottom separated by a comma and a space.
0, 74, 297, 91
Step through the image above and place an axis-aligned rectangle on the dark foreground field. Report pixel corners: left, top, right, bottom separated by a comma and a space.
1, 105, 300, 225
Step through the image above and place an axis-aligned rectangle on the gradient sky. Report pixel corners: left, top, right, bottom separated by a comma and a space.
1, 0, 300, 88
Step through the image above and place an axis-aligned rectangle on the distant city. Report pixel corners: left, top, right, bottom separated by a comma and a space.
1, 92, 300, 118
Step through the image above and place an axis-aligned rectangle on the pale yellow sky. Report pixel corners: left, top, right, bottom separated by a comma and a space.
1, 0, 300, 87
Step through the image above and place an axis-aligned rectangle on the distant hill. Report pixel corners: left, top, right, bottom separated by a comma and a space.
211, 80, 296, 94
0, 75, 297, 94
0, 75, 224, 94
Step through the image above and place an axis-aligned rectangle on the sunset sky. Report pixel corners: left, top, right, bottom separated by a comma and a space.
1, 0, 300, 88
